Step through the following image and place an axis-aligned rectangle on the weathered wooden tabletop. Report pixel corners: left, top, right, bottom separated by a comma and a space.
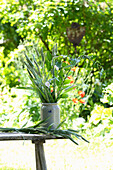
0, 132, 63, 141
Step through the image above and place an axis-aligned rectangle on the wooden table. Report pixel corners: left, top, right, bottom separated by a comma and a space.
0, 133, 63, 170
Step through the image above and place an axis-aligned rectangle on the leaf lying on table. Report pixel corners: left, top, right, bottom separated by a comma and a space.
0, 125, 89, 145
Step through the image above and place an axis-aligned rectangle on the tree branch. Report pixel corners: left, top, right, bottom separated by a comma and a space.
39, 35, 52, 54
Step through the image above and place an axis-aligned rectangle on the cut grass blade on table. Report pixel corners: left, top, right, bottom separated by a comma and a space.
0, 119, 89, 145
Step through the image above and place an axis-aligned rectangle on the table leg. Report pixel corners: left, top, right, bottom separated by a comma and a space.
33, 140, 47, 170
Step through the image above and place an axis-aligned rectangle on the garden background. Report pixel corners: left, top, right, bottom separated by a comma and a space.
0, 0, 113, 169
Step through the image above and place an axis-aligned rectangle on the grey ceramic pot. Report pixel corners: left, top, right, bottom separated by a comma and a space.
41, 103, 60, 129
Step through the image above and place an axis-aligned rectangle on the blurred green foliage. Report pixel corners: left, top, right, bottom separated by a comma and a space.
74, 82, 113, 137
0, 0, 112, 73
0, 0, 112, 88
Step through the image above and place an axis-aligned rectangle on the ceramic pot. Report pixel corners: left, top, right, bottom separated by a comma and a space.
41, 103, 60, 129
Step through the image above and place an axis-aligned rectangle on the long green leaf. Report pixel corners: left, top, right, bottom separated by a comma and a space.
75, 133, 89, 143
28, 119, 49, 128
26, 65, 46, 98
41, 47, 45, 62
28, 73, 47, 102
63, 85, 76, 93
24, 59, 41, 82
67, 129, 79, 133
58, 133, 79, 145
32, 54, 41, 77
66, 130, 81, 140
34, 46, 40, 58
24, 61, 39, 80
57, 68, 71, 99
63, 64, 75, 69
55, 119, 66, 130
42, 84, 55, 103
25, 59, 54, 102
24, 52, 34, 67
